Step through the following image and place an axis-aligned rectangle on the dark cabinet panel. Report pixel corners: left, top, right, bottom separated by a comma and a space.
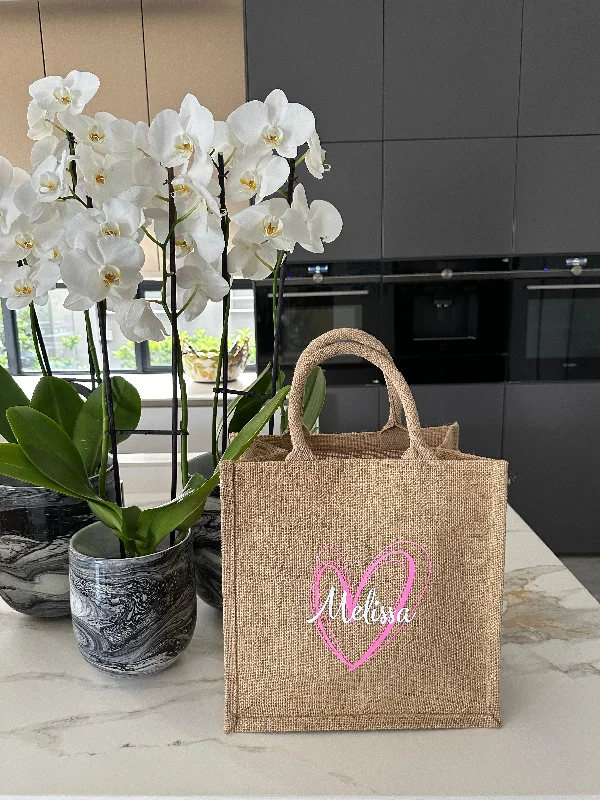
519, 0, 600, 135
383, 139, 516, 258
384, 0, 522, 139
380, 383, 505, 458
245, 0, 383, 142
319, 386, 381, 434
514, 136, 600, 254
503, 383, 600, 553
289, 142, 383, 262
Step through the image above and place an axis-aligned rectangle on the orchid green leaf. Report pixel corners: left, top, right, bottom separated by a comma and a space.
302, 366, 326, 432
220, 385, 290, 463
0, 364, 28, 444
30, 376, 84, 438
6, 406, 97, 500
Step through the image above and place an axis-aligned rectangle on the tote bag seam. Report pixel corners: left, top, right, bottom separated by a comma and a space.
237, 710, 498, 720
233, 463, 240, 730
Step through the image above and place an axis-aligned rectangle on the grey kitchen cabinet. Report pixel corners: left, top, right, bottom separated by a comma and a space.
289, 142, 383, 262
380, 383, 505, 458
383, 139, 516, 259
519, 0, 600, 135
514, 136, 600, 254
245, 0, 383, 143
319, 386, 381, 434
384, 0, 522, 139
503, 382, 600, 554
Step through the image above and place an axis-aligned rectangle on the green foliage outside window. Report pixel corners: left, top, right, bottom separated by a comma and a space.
113, 328, 256, 370
15, 308, 82, 372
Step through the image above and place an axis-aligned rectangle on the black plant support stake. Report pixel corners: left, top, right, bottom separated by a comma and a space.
97, 300, 125, 557
269, 157, 296, 434
217, 153, 230, 455
167, 168, 180, 547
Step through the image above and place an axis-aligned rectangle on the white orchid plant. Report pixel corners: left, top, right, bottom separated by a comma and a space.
0, 71, 342, 557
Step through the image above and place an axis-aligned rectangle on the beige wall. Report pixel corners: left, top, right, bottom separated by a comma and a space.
0, 0, 245, 170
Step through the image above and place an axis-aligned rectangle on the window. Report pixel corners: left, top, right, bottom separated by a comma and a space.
0, 279, 256, 376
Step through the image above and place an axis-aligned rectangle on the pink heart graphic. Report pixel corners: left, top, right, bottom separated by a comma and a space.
309, 541, 432, 671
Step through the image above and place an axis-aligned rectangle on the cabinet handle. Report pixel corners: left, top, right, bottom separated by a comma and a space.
526, 284, 600, 291
266, 290, 371, 298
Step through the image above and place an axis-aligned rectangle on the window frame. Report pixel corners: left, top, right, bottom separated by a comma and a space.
1, 278, 255, 376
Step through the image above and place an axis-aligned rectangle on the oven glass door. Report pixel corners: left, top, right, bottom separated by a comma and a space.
255, 279, 381, 384
382, 279, 509, 383
509, 280, 600, 380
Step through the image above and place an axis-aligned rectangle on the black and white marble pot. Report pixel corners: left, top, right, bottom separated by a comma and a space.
0, 470, 114, 618
69, 523, 197, 675
189, 453, 222, 610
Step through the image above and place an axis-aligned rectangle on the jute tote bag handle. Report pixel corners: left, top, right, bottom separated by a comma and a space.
300, 328, 404, 431
286, 329, 434, 462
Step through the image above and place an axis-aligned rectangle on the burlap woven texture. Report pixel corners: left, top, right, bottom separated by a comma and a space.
222, 329, 507, 733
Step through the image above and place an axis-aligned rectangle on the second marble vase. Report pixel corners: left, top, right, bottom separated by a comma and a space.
0, 470, 114, 618
69, 523, 197, 675
188, 453, 222, 609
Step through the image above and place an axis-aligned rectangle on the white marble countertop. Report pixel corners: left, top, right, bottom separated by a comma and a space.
1, 506, 599, 800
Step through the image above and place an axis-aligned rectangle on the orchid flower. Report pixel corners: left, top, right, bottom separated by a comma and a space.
60, 231, 145, 306
170, 159, 219, 215
0, 216, 65, 263
114, 298, 166, 343
0, 260, 60, 309
75, 148, 135, 205
304, 131, 328, 180
150, 206, 225, 264
292, 183, 342, 253
230, 197, 309, 252
148, 94, 214, 169
68, 111, 118, 154
27, 101, 54, 141
29, 70, 100, 119
0, 157, 28, 235
226, 153, 290, 203
228, 235, 278, 280
212, 120, 238, 161
13, 153, 67, 223
30, 135, 66, 169
175, 255, 229, 322
227, 89, 315, 159
65, 198, 145, 247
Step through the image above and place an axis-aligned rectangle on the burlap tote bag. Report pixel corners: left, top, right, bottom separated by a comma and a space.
221, 329, 507, 733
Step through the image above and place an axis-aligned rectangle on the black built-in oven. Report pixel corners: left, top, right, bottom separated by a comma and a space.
381, 259, 511, 383
255, 261, 382, 385
509, 256, 600, 381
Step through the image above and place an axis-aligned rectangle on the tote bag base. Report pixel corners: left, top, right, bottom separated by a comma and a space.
225, 712, 501, 734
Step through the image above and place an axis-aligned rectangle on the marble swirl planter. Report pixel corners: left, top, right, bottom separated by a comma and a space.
69, 522, 197, 675
189, 453, 222, 610
0, 470, 114, 618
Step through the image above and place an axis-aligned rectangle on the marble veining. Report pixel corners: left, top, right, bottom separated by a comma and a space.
69, 528, 197, 675
0, 507, 599, 799
192, 492, 222, 609
0, 472, 114, 618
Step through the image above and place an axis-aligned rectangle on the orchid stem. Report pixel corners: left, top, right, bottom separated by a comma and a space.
166, 168, 182, 549
269, 158, 295, 434
84, 309, 101, 385
96, 299, 125, 557
29, 304, 48, 376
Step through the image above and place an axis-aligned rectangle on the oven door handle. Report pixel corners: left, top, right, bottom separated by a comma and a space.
526, 283, 600, 290
266, 290, 371, 298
